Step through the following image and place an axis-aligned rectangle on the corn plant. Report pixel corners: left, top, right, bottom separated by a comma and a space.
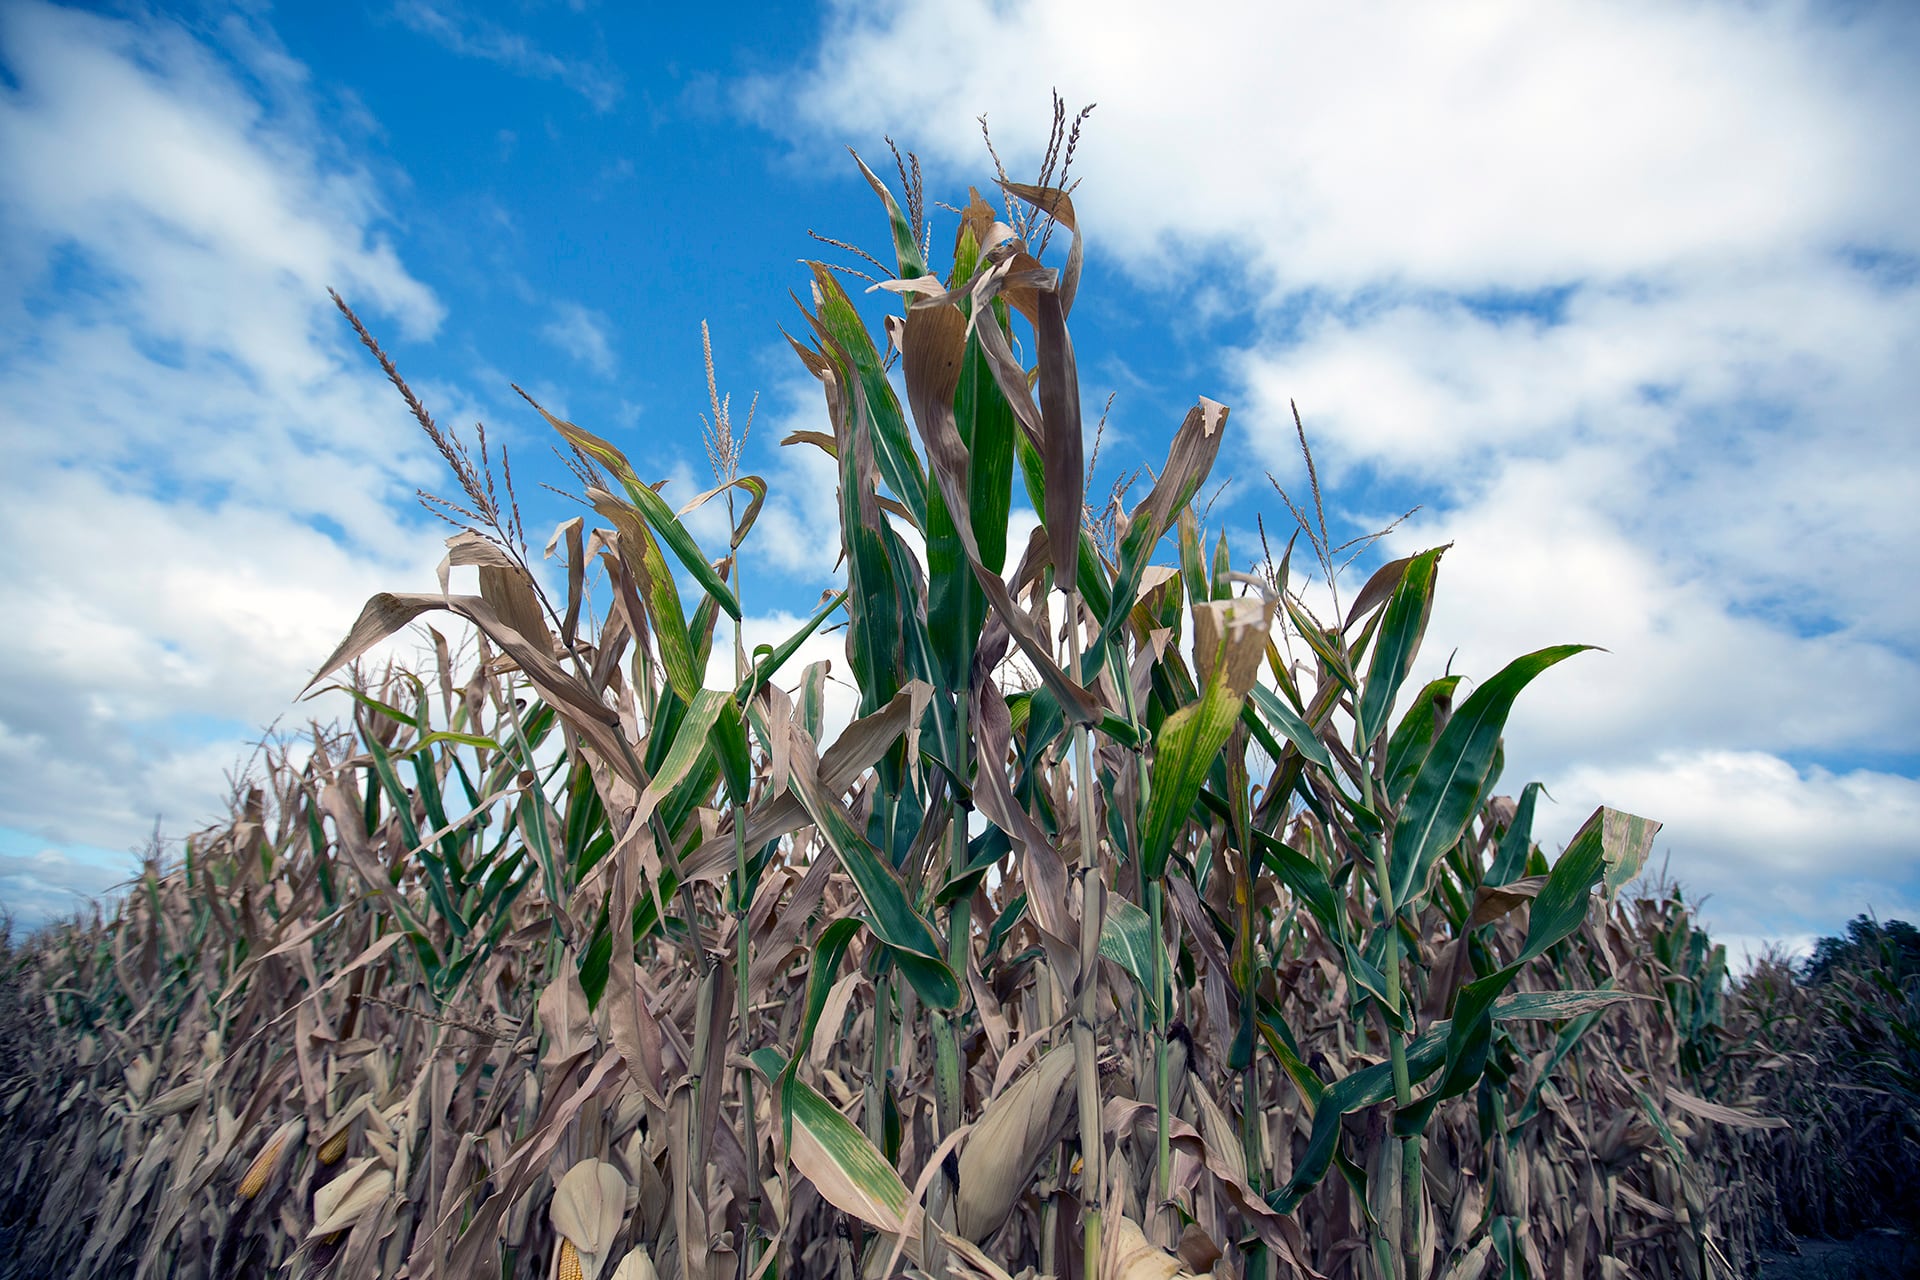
4, 110, 1877, 1280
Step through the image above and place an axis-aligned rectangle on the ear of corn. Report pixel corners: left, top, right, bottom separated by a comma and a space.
317, 1126, 349, 1166
236, 1116, 305, 1202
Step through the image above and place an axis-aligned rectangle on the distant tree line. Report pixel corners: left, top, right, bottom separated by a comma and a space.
1800, 914, 1920, 984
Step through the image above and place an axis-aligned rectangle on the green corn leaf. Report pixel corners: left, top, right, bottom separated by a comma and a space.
961, 330, 1016, 575
1283, 597, 1357, 696
1487, 781, 1546, 887
1141, 680, 1244, 880
710, 697, 752, 808
1210, 528, 1232, 601
1512, 990, 1616, 1126
809, 266, 929, 527
1492, 989, 1647, 1021
1633, 1084, 1693, 1165
739, 590, 846, 702
1394, 805, 1659, 1136
1351, 548, 1443, 752
923, 469, 980, 693
1268, 1022, 1451, 1212
1098, 894, 1167, 1023
1389, 645, 1592, 912
750, 1048, 914, 1237
323, 686, 418, 729
363, 728, 466, 938
402, 730, 503, 757
1178, 509, 1209, 610
1381, 673, 1464, 807
642, 689, 728, 811
775, 916, 866, 1145
985, 892, 1028, 962
850, 149, 928, 280
1094, 498, 1163, 657
1522, 806, 1660, 961
1252, 829, 1341, 939
1247, 684, 1335, 773
590, 487, 704, 705
787, 762, 960, 1010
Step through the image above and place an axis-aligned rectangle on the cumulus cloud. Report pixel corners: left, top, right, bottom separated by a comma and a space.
0, 3, 453, 926
1534, 751, 1920, 947
767, 0, 1920, 944
763, 0, 1919, 291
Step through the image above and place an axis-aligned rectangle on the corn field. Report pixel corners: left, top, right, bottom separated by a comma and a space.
1, 126, 1913, 1280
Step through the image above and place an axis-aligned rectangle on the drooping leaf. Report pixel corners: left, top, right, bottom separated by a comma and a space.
1035, 288, 1085, 593
787, 758, 960, 1011
1099, 895, 1167, 1023
750, 1048, 914, 1239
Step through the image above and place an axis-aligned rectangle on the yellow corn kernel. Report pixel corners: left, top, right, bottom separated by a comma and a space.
237, 1132, 289, 1201
318, 1128, 349, 1166
558, 1238, 584, 1280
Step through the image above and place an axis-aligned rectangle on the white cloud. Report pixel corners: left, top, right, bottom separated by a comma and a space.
542, 301, 618, 377
766, 0, 1918, 292
0, 3, 453, 922
770, 0, 1920, 945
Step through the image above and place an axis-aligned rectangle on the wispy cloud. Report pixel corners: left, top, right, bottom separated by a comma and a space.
0, 3, 452, 928
392, 1, 621, 112
541, 301, 617, 376
767, 0, 1920, 944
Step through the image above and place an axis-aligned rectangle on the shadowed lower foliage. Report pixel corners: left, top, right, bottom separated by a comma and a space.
1, 120, 1913, 1280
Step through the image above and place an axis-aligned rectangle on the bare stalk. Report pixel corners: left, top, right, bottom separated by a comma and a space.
1066, 590, 1105, 1280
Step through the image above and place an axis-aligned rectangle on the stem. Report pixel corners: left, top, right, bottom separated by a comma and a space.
688, 957, 722, 1280
934, 681, 972, 1141
733, 784, 761, 1276
1066, 591, 1104, 1280
868, 973, 894, 1153
1363, 766, 1422, 1280
728, 507, 762, 1280
1148, 877, 1171, 1216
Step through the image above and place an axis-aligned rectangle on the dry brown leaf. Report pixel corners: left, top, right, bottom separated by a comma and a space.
1103, 1213, 1203, 1280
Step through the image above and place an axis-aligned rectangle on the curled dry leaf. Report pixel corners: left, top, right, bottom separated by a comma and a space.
1192, 594, 1277, 700
1103, 1213, 1204, 1280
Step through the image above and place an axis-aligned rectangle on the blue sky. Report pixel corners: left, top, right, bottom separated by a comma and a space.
2, 0, 1916, 960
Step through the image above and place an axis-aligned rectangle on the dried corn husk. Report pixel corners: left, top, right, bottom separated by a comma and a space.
1104, 1214, 1204, 1280
550, 1158, 629, 1280
609, 1246, 662, 1280
308, 1158, 392, 1238
957, 1044, 1076, 1242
